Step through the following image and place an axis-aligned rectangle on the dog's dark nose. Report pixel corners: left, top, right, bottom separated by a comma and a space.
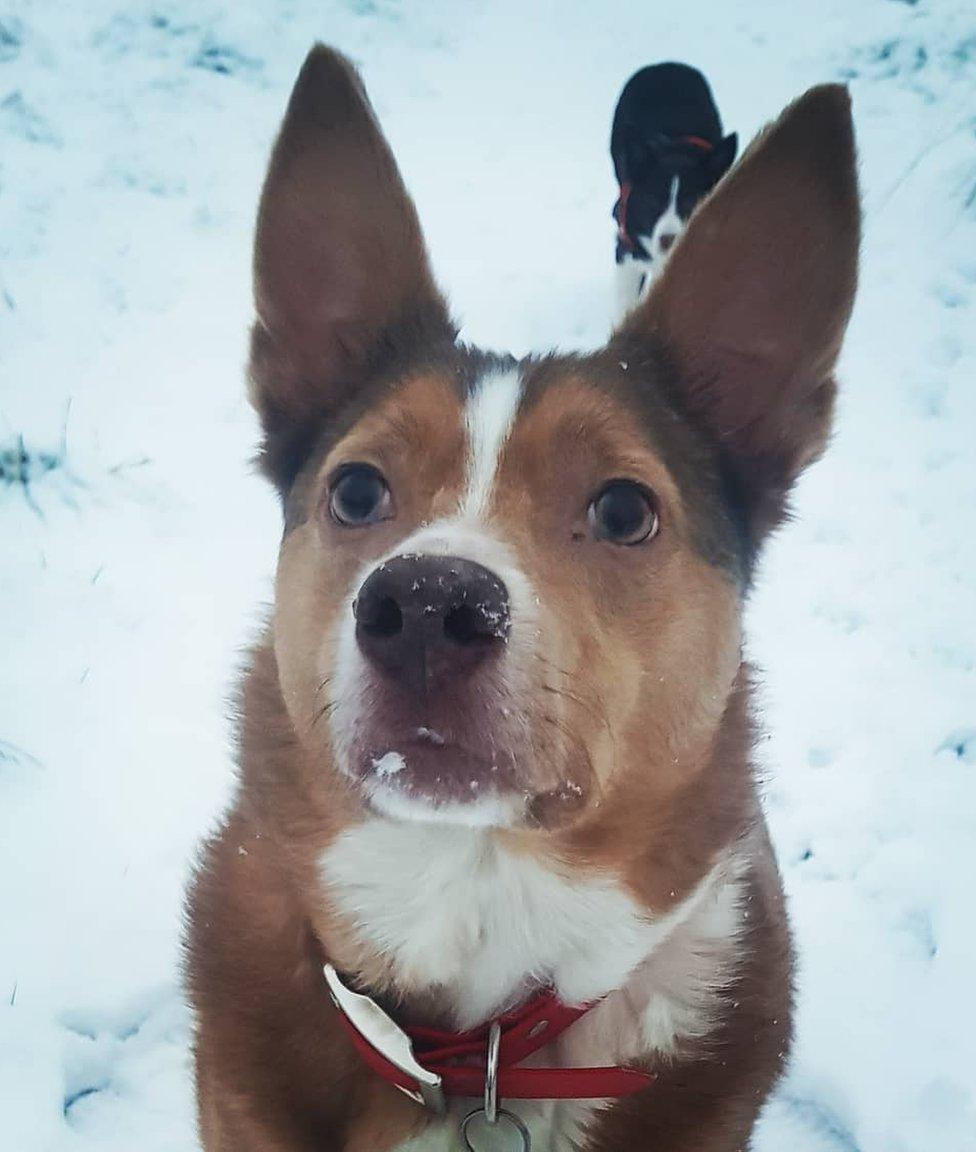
354, 554, 510, 693
658, 232, 677, 252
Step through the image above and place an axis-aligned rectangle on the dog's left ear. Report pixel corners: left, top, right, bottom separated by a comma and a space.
611, 85, 859, 545
707, 132, 737, 180
249, 45, 453, 491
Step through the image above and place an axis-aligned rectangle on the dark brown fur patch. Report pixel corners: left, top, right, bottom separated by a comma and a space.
519, 352, 751, 579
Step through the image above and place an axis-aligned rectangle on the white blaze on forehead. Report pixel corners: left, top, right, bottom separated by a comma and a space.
460, 367, 524, 520
668, 173, 681, 213
636, 175, 686, 304
651, 176, 683, 249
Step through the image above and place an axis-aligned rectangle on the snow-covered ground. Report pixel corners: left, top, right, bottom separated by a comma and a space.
2, 2, 974, 1149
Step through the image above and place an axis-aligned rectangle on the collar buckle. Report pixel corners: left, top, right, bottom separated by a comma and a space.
324, 964, 446, 1113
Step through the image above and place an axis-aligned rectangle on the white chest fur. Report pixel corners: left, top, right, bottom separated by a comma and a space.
320, 821, 746, 1151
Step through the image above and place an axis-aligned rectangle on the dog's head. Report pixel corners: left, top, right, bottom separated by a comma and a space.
251, 47, 858, 834
620, 134, 738, 268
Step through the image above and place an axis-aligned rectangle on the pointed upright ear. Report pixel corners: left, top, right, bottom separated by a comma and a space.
250, 45, 453, 490
706, 131, 738, 180
612, 85, 860, 544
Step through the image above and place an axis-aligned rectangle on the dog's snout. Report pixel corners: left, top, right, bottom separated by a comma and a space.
354, 555, 510, 692
658, 231, 677, 252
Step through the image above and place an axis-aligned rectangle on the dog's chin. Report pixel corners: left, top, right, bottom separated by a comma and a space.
343, 752, 593, 831
363, 778, 523, 828
332, 715, 594, 829
338, 736, 525, 828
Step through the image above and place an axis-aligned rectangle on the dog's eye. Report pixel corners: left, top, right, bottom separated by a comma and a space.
329, 465, 393, 527
588, 480, 658, 545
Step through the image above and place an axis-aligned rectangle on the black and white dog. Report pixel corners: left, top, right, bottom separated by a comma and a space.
612, 63, 737, 316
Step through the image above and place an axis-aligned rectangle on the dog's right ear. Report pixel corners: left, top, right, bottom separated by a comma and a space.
250, 45, 453, 491
707, 132, 737, 180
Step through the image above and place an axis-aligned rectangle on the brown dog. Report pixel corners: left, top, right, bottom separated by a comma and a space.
185, 45, 859, 1152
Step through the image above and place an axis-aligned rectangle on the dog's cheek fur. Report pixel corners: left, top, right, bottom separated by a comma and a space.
488, 371, 745, 832
272, 371, 469, 779
520, 541, 745, 901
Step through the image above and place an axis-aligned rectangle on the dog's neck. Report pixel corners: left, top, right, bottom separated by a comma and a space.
317, 815, 751, 1060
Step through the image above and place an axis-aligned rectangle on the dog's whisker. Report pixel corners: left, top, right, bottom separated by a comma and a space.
537, 710, 600, 796
310, 699, 338, 732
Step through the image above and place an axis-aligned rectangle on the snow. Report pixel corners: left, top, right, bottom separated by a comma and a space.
1, 1, 974, 1149
372, 751, 407, 778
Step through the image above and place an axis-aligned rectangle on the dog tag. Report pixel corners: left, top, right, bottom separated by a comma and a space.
460, 1107, 531, 1152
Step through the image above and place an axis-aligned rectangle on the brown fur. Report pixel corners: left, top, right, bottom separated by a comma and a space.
185, 44, 860, 1151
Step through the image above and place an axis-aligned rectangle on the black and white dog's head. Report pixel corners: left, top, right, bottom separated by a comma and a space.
612, 63, 737, 313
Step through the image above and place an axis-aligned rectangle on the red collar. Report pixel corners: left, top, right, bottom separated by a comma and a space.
325, 965, 654, 1110
680, 134, 715, 152
616, 180, 636, 252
